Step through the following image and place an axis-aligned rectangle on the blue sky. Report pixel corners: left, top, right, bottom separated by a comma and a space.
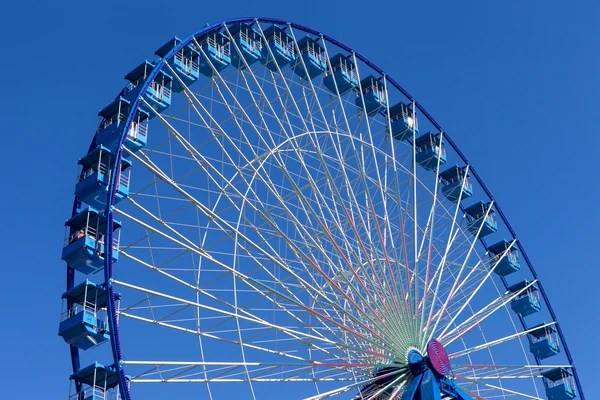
1, 0, 598, 397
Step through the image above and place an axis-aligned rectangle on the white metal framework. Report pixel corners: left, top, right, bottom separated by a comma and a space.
71, 20, 579, 400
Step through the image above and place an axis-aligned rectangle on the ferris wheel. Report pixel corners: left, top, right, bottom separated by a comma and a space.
58, 17, 584, 400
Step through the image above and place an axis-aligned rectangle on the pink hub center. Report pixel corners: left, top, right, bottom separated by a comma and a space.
427, 340, 451, 376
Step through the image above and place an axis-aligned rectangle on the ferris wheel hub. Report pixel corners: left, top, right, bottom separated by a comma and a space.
427, 340, 451, 377
407, 340, 451, 379
407, 349, 426, 376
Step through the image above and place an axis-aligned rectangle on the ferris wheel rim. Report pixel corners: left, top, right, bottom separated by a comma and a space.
62, 16, 584, 400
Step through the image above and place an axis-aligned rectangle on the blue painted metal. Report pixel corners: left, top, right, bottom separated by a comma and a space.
531, 338, 560, 359
70, 362, 129, 400
400, 373, 423, 400
508, 280, 541, 317
292, 36, 327, 80
123, 60, 172, 117
122, 60, 152, 105
196, 32, 231, 76
464, 201, 498, 238
419, 369, 442, 400
155, 37, 200, 93
415, 132, 446, 171
356, 75, 387, 116
389, 102, 418, 141
529, 324, 560, 359
439, 165, 472, 203
511, 292, 542, 317
75, 147, 131, 210
488, 239, 521, 276
543, 367, 572, 382
62, 17, 583, 399
546, 383, 577, 400
323, 53, 358, 95
441, 178, 472, 203
398, 342, 473, 400
59, 280, 110, 350
260, 24, 295, 71
62, 280, 110, 305
439, 378, 473, 400
70, 362, 120, 388
228, 23, 262, 70
59, 306, 109, 350
95, 97, 149, 153
408, 350, 427, 376
543, 368, 577, 400
61, 208, 121, 274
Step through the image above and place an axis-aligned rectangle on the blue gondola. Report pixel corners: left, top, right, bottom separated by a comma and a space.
195, 32, 231, 76
155, 36, 200, 92
388, 102, 418, 141
323, 53, 358, 95
356, 75, 387, 116
61, 208, 121, 274
488, 239, 520, 276
123, 60, 172, 117
292, 36, 327, 80
95, 97, 149, 153
75, 146, 131, 209
70, 362, 127, 400
464, 201, 498, 238
542, 368, 577, 400
228, 23, 262, 70
439, 165, 472, 202
260, 24, 295, 71
529, 324, 560, 359
508, 280, 542, 317
58, 280, 110, 350
415, 132, 447, 171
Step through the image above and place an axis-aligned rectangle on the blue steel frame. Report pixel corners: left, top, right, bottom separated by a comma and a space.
65, 17, 584, 400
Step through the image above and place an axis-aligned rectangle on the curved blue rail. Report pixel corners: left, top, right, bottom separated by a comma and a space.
63, 17, 583, 399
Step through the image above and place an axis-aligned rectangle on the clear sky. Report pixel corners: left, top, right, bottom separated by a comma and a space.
0, 0, 598, 398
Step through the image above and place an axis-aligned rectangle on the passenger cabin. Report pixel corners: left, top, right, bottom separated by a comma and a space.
439, 165, 472, 203
228, 23, 263, 69
155, 36, 200, 92
292, 36, 327, 80
195, 32, 232, 76
75, 146, 131, 209
123, 60, 173, 116
464, 201, 498, 238
529, 324, 560, 360
260, 25, 295, 71
95, 97, 149, 153
488, 239, 520, 276
323, 53, 358, 95
70, 362, 127, 400
356, 75, 387, 116
542, 367, 577, 400
388, 102, 418, 141
415, 132, 447, 171
508, 280, 541, 317
61, 208, 121, 274
58, 280, 110, 350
